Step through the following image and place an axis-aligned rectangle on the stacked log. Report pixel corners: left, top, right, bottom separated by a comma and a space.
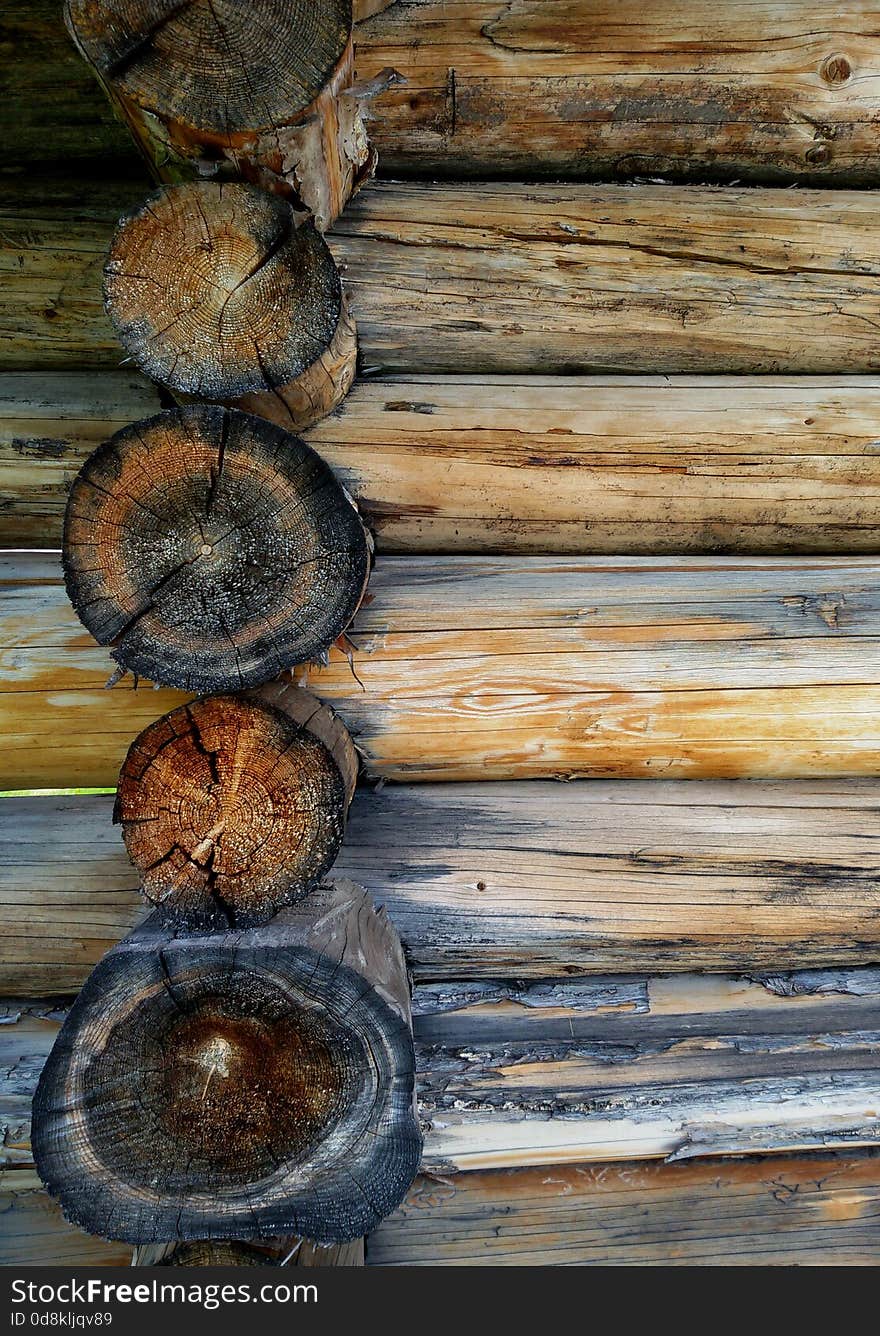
23, 0, 423, 1265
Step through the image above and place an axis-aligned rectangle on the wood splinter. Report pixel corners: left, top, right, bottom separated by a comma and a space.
62, 403, 372, 693
104, 182, 357, 433
115, 688, 357, 926
64, 0, 373, 230
32, 881, 422, 1245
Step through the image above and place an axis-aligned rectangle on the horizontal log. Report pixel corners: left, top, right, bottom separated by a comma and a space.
9, 371, 880, 554
5, 181, 880, 374
7, 972, 880, 1173
357, 1, 880, 184
0, 1171, 129, 1267
6, 552, 880, 786
369, 1151, 880, 1265
4, 782, 880, 992
10, 1, 880, 187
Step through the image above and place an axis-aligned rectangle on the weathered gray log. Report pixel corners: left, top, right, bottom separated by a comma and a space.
10, 370, 880, 555
31, 882, 421, 1244
7, 181, 880, 375
4, 783, 880, 992
62, 405, 371, 692
104, 184, 357, 431
12, 968, 880, 1174
64, 0, 371, 230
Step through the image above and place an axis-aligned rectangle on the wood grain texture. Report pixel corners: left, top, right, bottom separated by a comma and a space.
10, 1, 880, 187
10, 371, 880, 554
8, 971, 880, 1173
368, 1151, 880, 1265
356, 1, 880, 184
5, 782, 880, 992
0, 1171, 130, 1267
7, 180, 880, 374
7, 552, 880, 786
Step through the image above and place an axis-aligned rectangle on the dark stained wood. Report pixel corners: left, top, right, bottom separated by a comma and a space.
356, 1, 880, 185
11, 371, 880, 555
7, 180, 880, 375
104, 184, 357, 431
31, 883, 421, 1244
5, 781, 880, 989
62, 405, 371, 692
115, 692, 356, 926
369, 1151, 880, 1266
65, 0, 370, 229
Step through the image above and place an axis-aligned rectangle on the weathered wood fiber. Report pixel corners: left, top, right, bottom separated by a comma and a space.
30, 884, 420, 1244
9, 1, 880, 187
7, 181, 880, 374
10, 371, 880, 554
8, 971, 880, 1173
368, 1151, 880, 1266
64, 1, 370, 231
0, 1171, 130, 1267
357, 1, 880, 185
4, 784, 880, 992
6, 552, 880, 786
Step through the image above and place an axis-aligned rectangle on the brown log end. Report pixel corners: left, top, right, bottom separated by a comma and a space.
64, 0, 351, 137
156, 1241, 273, 1267
103, 181, 356, 424
62, 403, 371, 692
114, 692, 355, 925
32, 908, 421, 1245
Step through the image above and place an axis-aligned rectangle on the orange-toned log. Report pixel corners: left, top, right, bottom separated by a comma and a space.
8, 371, 880, 554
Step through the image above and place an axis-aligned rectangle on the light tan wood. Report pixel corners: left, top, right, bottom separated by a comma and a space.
369, 1152, 880, 1266
6, 552, 880, 786
10, 371, 880, 553
356, 1, 880, 184
5, 783, 880, 992
6, 181, 880, 374
8, 971, 880, 1174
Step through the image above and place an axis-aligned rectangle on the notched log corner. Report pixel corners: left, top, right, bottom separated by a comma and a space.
31, 881, 422, 1246
104, 182, 357, 431
62, 402, 371, 692
65, 0, 371, 229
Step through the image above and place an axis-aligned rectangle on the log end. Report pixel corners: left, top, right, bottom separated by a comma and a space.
63, 404, 371, 692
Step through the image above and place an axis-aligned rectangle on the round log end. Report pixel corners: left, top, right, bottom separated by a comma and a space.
157, 1242, 273, 1266
115, 693, 354, 925
104, 182, 351, 408
62, 404, 371, 692
65, 0, 352, 136
32, 925, 421, 1245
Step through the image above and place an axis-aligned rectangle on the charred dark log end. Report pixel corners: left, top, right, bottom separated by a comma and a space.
32, 892, 421, 1246
63, 403, 370, 692
116, 691, 356, 925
